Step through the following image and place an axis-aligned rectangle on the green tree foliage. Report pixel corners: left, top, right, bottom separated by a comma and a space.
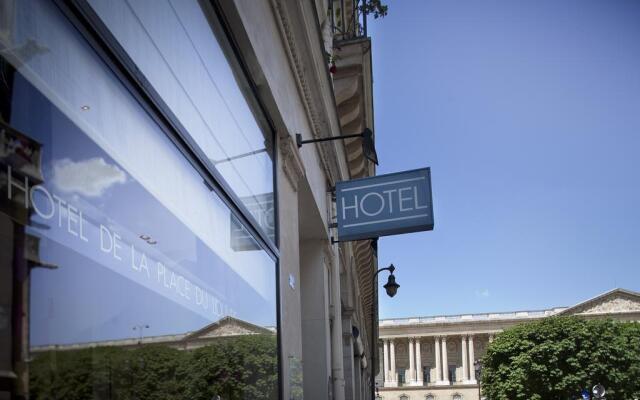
360, 0, 388, 19
29, 334, 277, 400
481, 317, 640, 400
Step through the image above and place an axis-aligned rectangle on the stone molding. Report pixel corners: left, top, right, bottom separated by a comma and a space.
279, 134, 305, 192
576, 296, 640, 315
269, 0, 340, 185
556, 288, 640, 316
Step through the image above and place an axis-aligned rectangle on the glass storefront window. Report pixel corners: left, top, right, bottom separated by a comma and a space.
0, 1, 278, 399
87, 0, 276, 241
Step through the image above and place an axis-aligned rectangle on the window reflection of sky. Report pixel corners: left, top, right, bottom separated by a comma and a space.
10, 0, 273, 292
3, 0, 276, 347
88, 0, 275, 236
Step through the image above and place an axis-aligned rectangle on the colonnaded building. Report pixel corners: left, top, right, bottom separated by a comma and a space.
376, 288, 640, 400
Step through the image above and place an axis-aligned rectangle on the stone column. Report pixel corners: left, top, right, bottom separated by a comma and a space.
468, 334, 476, 384
441, 336, 449, 383
408, 337, 415, 384
434, 336, 442, 383
383, 339, 389, 384
390, 339, 397, 385
415, 338, 423, 385
461, 335, 469, 382
433, 336, 442, 384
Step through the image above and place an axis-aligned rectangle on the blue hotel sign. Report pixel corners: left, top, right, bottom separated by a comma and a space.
336, 168, 434, 241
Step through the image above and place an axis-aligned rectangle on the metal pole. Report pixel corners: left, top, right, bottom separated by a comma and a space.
352, 0, 357, 38
370, 265, 395, 399
362, 0, 367, 37
211, 148, 267, 165
370, 277, 377, 400
296, 132, 364, 148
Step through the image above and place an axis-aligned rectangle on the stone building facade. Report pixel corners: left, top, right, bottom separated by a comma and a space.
0, 1, 378, 399
376, 288, 640, 400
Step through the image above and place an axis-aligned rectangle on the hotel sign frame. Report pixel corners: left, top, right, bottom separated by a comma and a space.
335, 167, 434, 241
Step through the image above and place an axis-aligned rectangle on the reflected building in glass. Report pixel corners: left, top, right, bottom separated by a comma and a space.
0, 1, 378, 400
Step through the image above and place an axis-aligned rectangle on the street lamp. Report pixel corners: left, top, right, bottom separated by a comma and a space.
132, 324, 150, 343
592, 384, 606, 399
474, 360, 482, 400
383, 272, 399, 297
371, 264, 400, 399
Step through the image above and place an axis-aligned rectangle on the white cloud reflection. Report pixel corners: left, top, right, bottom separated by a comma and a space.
52, 157, 126, 197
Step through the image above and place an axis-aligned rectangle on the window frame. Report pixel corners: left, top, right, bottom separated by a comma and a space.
50, 0, 282, 397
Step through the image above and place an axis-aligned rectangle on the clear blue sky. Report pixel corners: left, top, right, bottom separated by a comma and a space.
369, 0, 640, 318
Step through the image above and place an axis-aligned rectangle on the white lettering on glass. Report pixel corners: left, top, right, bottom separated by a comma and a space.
100, 224, 113, 253
30, 185, 55, 219
67, 204, 80, 237
52, 194, 67, 228
3, 164, 237, 319
7, 165, 29, 208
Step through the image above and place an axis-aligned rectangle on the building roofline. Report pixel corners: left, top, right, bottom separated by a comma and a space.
379, 288, 640, 327
380, 307, 568, 326
555, 287, 640, 316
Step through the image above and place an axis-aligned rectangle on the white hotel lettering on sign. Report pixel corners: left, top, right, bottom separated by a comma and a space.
336, 168, 434, 241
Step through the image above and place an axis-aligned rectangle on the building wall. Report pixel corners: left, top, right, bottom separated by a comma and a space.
229, 1, 376, 399
0, 1, 376, 399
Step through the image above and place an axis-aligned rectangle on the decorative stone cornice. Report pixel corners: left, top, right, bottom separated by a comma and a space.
279, 134, 305, 191
269, 0, 340, 185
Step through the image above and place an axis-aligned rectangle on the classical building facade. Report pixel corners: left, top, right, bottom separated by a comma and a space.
376, 288, 640, 400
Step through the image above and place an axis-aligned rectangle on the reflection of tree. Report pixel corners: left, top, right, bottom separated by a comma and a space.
288, 356, 303, 400
29, 335, 277, 400
183, 335, 277, 400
